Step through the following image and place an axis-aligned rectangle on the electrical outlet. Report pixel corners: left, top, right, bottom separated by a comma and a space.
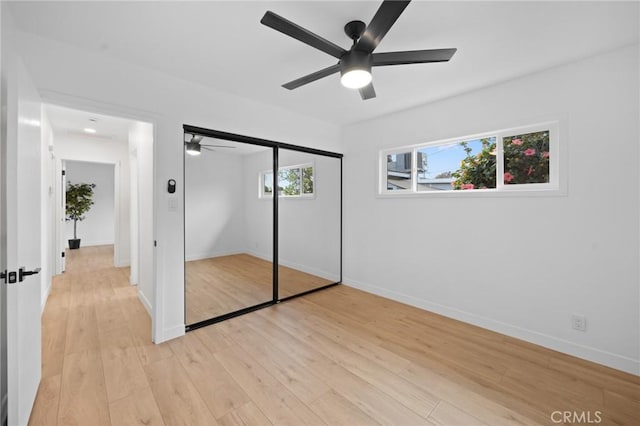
572, 314, 587, 332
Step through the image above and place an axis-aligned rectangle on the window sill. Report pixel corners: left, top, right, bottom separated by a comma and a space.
376, 187, 567, 199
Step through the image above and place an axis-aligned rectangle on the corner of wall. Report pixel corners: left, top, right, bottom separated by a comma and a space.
344, 278, 640, 376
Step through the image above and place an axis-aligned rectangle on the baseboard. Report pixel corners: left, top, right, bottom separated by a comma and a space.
40, 276, 52, 314
277, 258, 340, 282
344, 277, 640, 376
156, 324, 185, 344
114, 257, 130, 268
246, 250, 340, 282
137, 289, 152, 317
66, 239, 114, 248
185, 249, 245, 262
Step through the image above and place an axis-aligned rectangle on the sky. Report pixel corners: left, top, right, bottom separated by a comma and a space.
418, 138, 494, 179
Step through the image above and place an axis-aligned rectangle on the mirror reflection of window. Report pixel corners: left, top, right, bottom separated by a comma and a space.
278, 150, 341, 300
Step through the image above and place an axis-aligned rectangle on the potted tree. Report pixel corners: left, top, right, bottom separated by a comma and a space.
65, 181, 96, 249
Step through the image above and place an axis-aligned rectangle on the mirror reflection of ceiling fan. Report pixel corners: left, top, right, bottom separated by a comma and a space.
184, 134, 236, 156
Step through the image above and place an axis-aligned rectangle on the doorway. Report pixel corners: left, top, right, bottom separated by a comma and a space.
62, 160, 116, 255
44, 103, 156, 328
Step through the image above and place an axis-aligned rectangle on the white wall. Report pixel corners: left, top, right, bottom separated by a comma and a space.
185, 149, 246, 261
64, 160, 114, 247
128, 122, 154, 317
242, 150, 273, 261
15, 30, 341, 342
243, 149, 341, 282
40, 110, 55, 308
342, 45, 640, 375
54, 133, 130, 266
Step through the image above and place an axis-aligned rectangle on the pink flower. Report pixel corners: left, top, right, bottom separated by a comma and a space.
542, 151, 550, 158
527, 166, 534, 176
461, 183, 474, 190
504, 172, 514, 183
524, 148, 536, 156
511, 138, 523, 146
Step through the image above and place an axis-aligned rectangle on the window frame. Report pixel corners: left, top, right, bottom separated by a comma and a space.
378, 121, 560, 197
259, 162, 316, 199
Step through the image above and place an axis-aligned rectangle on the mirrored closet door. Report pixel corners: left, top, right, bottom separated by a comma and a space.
277, 149, 341, 300
184, 136, 274, 326
184, 126, 342, 330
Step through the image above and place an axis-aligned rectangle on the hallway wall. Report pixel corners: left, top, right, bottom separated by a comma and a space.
64, 160, 115, 247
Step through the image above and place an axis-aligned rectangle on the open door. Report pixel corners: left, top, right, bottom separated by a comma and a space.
2, 57, 43, 424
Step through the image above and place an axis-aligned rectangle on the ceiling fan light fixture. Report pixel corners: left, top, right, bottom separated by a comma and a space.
185, 141, 201, 156
340, 50, 372, 89
341, 69, 372, 89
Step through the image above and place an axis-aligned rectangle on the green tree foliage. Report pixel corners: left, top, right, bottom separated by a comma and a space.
302, 167, 313, 194
279, 168, 301, 196
65, 182, 96, 239
503, 131, 550, 185
452, 139, 497, 190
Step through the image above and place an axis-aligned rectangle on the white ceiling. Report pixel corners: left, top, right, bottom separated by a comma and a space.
44, 104, 133, 141
10, 1, 640, 126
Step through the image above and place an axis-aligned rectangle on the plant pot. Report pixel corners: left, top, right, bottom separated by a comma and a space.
68, 239, 81, 250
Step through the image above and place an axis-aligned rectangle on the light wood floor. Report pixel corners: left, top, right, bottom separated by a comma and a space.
30, 245, 639, 425
186, 254, 333, 325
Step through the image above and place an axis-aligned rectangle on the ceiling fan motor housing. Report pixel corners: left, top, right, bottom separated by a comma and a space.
340, 49, 372, 77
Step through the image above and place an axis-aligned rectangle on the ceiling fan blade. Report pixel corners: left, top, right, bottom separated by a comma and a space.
200, 144, 236, 148
359, 83, 376, 100
355, 0, 411, 53
261, 11, 347, 59
372, 48, 457, 66
283, 63, 340, 90
201, 146, 217, 151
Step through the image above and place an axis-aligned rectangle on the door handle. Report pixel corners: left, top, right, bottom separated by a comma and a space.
18, 267, 41, 282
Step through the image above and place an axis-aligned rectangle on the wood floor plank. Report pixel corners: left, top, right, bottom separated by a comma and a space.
217, 402, 273, 426
169, 332, 251, 419
57, 349, 110, 426
214, 345, 325, 425
99, 327, 149, 403
64, 305, 100, 355
245, 309, 432, 425
41, 315, 67, 378
225, 320, 331, 404
108, 386, 165, 426
144, 356, 220, 426
309, 389, 381, 426
428, 401, 487, 426
603, 390, 640, 425
28, 374, 61, 426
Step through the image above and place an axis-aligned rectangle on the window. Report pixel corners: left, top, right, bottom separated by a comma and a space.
379, 122, 559, 195
386, 152, 413, 191
417, 138, 496, 191
260, 163, 314, 198
503, 130, 550, 186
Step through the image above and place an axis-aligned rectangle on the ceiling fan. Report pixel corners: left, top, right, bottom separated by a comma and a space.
184, 134, 236, 156
260, 0, 457, 100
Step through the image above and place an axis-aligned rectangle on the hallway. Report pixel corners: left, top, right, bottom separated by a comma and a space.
30, 245, 169, 425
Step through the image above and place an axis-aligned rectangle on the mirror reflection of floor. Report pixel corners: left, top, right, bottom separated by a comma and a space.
185, 254, 335, 325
